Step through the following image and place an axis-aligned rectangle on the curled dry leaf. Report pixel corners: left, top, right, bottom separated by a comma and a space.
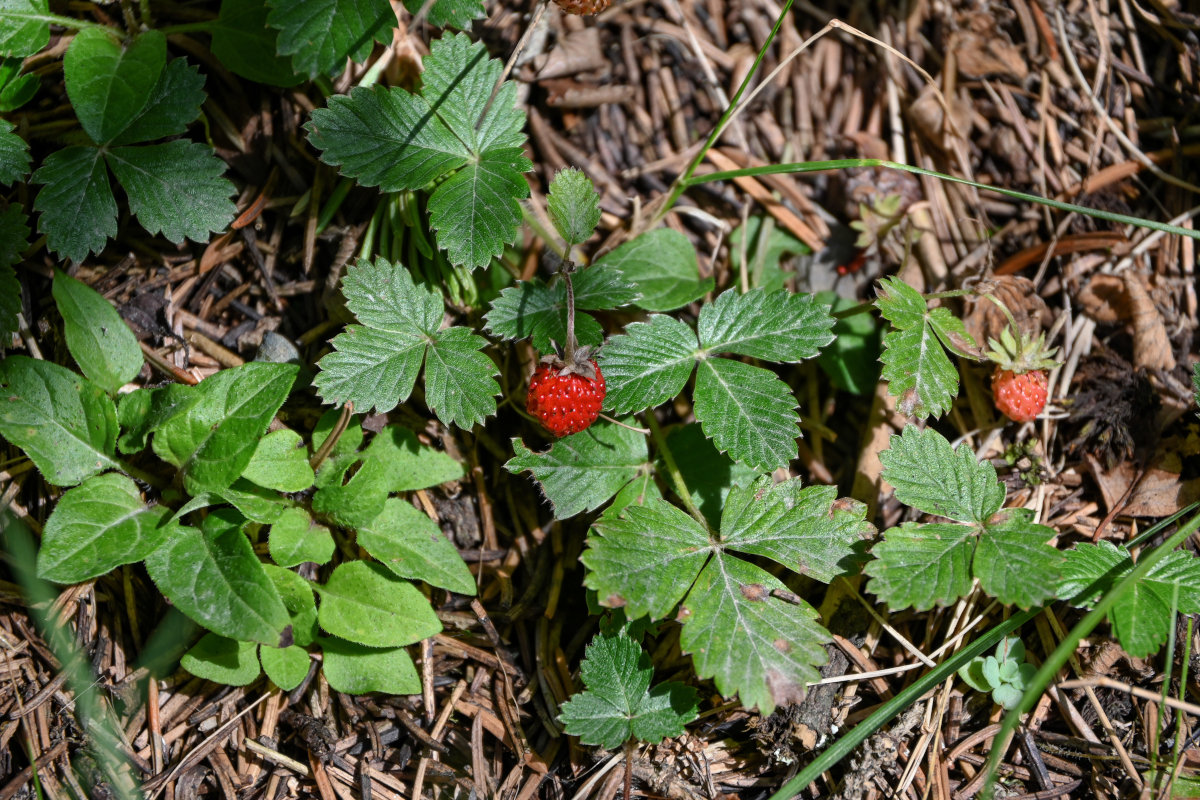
908, 84, 974, 151
952, 30, 1029, 81
1123, 271, 1176, 371
535, 28, 607, 79
963, 275, 1049, 347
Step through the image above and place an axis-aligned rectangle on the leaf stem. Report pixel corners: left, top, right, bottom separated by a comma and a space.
644, 412, 708, 529
563, 264, 578, 361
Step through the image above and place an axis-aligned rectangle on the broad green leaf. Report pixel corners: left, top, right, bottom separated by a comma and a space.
214, 479, 286, 524
152, 363, 298, 494
878, 425, 1004, 524
0, 118, 29, 184
259, 644, 310, 690
583, 499, 711, 621
0, 0, 50, 58
264, 563, 319, 646
0, 356, 119, 486
401, 0, 485, 29
364, 424, 463, 491
597, 228, 711, 312
37, 473, 174, 583
267, 0, 393, 77
693, 357, 799, 473
680, 553, 828, 715
106, 141, 237, 244
547, 168, 600, 246
719, 477, 872, 583
315, 561, 442, 647
697, 288, 835, 362
143, 510, 290, 645
423, 326, 500, 428
311, 455, 389, 528
321, 636, 422, 694
664, 423, 757, 527
116, 383, 198, 453
600, 315, 698, 415
607, 470, 662, 517
506, 421, 649, 519
212, 0, 302, 86
0, 58, 37, 112
864, 522, 975, 610
558, 630, 698, 748
32, 145, 116, 263
63, 28, 166, 145
268, 507, 334, 568
52, 268, 142, 395
110, 58, 207, 146
815, 292, 882, 395
0, 206, 29, 338
241, 429, 315, 492
973, 510, 1061, 608
358, 498, 475, 595
427, 147, 532, 269
182, 633, 261, 686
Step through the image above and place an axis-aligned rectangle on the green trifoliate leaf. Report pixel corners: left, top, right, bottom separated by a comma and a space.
878, 425, 1004, 524
268, 507, 334, 568
0, 205, 29, 338
212, 0, 302, 86
973, 509, 1061, 608
320, 636, 422, 694
0, 118, 29, 184
357, 498, 475, 595
36, 473, 174, 583
315, 561, 442, 648
1058, 541, 1200, 657
0, 356, 119, 486
547, 168, 600, 247
151, 363, 298, 495
52, 268, 143, 395
182, 634, 261, 686
106, 141, 237, 244
401, 0, 485, 29
0, 0, 50, 58
600, 314, 698, 415
693, 357, 799, 473
64, 28, 166, 145
241, 429, 315, 492
876, 276, 973, 419
427, 148, 531, 269
681, 553, 828, 715
863, 522, 975, 611
697, 288, 835, 362
719, 477, 872, 584
314, 258, 500, 426
267, 0, 393, 77
110, 58, 207, 146
32, 145, 117, 263
583, 499, 712, 621
506, 420, 650, 519
143, 510, 290, 645
596, 228, 712, 312
264, 564, 318, 646
559, 629, 698, 748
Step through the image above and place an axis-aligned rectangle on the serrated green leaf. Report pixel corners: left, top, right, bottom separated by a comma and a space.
423, 326, 500, 428
547, 168, 600, 246
506, 420, 649, 519
267, 0, 393, 77
0, 0, 50, 58
600, 315, 698, 415
33, 145, 116, 263
143, 510, 290, 645
316, 561, 442, 647
719, 477, 871, 583
693, 357, 799, 473
182, 633, 261, 686
320, 636, 422, 694
263, 563, 318, 646
698, 289, 835, 362
37, 473, 174, 583
52, 268, 142, 395
0, 119, 29, 184
401, 0, 485, 29
259, 644, 310, 690
64, 28, 166, 145
973, 509, 1061, 608
342, 254, 443, 332
363, 424, 463, 491
878, 425, 1004, 524
151, 363, 298, 495
358, 498, 475, 595
427, 147, 531, 269
110, 58, 207, 146
664, 423, 757, 527
582, 499, 711, 621
680, 553, 828, 715
0, 356, 119, 486
116, 382, 198, 453
864, 522, 975, 610
106, 141, 236, 244
876, 276, 967, 419
316, 326, 425, 414
596, 228, 711, 312
559, 630, 698, 748
213, 0, 302, 86
241, 429, 315, 492
268, 507, 334, 568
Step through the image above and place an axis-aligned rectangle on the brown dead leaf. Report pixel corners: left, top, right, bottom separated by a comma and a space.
1077, 274, 1130, 323
952, 31, 1029, 81
963, 275, 1049, 347
1123, 271, 1176, 370
908, 84, 974, 150
535, 28, 607, 79
1085, 454, 1200, 518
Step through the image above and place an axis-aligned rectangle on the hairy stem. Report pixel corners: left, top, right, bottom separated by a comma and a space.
644, 412, 707, 529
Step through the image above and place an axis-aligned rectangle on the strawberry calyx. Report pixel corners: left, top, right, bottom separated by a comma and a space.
984, 325, 1060, 375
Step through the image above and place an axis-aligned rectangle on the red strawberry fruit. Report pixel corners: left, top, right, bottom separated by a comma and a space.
527, 350, 606, 437
985, 323, 1059, 423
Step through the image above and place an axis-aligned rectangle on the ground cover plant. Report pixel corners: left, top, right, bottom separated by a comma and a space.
2, 0, 1200, 798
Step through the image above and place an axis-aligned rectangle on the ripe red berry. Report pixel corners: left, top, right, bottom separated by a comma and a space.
992, 367, 1048, 423
553, 0, 611, 14
527, 356, 606, 437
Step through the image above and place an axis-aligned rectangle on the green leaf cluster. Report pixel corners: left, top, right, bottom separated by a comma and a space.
865, 425, 1063, 610
958, 636, 1037, 710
